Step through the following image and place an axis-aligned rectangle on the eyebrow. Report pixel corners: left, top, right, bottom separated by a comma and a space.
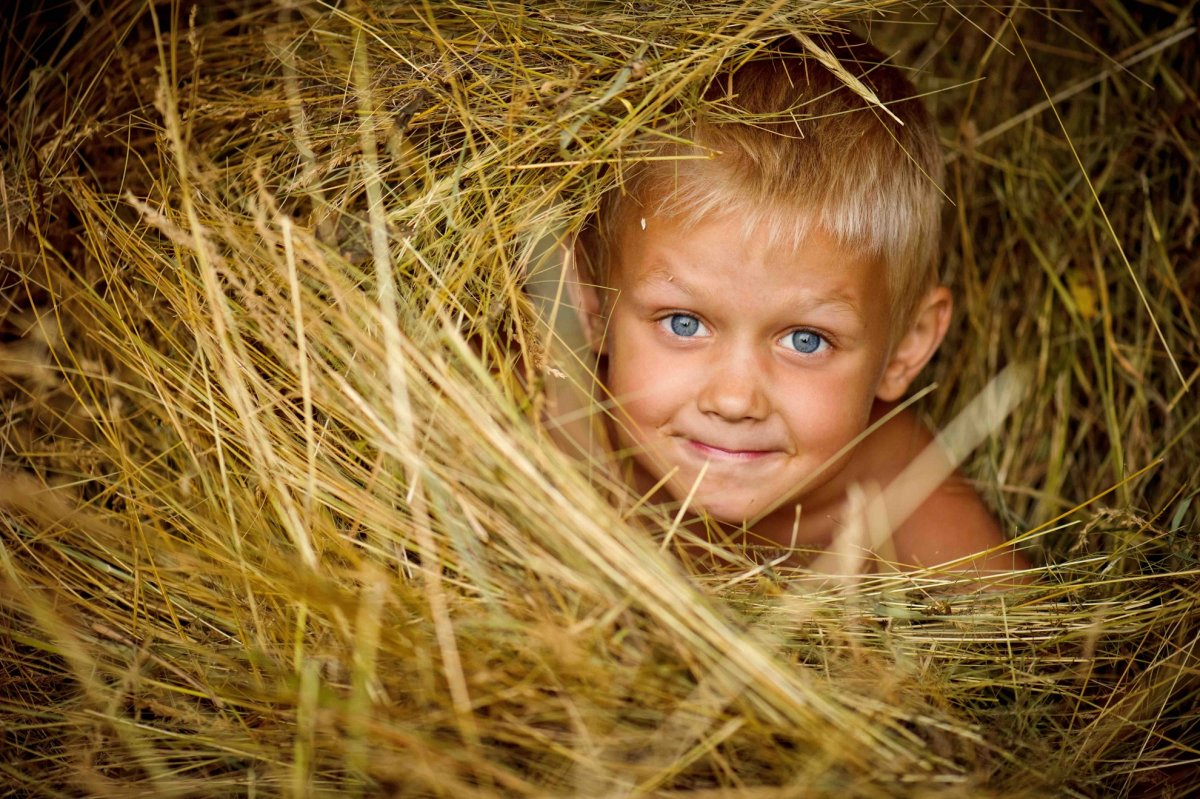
633, 268, 693, 295
800, 293, 863, 322
634, 266, 863, 322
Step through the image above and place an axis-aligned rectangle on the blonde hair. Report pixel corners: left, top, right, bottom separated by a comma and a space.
578, 31, 944, 334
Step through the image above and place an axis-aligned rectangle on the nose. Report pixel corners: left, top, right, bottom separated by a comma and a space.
696, 349, 770, 422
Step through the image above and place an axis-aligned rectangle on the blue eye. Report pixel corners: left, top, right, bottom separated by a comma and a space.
661, 314, 708, 338
782, 329, 827, 354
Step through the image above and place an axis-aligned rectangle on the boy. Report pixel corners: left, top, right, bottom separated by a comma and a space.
566, 32, 1027, 575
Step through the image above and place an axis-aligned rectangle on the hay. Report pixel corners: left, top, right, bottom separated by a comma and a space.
1, 0, 1197, 796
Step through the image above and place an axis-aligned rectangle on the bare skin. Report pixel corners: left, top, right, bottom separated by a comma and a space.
572, 210, 1028, 578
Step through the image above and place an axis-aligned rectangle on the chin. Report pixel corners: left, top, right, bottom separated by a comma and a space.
686, 493, 769, 527
654, 465, 782, 525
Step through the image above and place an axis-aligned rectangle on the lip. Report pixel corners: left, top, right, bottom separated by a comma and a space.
683, 439, 779, 461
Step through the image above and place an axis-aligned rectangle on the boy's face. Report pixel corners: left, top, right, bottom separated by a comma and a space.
586, 211, 939, 527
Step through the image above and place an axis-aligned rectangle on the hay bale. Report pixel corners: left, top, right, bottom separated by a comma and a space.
1, 1, 1196, 796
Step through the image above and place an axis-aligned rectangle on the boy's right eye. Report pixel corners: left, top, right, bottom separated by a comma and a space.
660, 313, 709, 338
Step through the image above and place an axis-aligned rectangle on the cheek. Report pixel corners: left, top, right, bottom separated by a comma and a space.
605, 327, 697, 425
608, 345, 681, 419
779, 365, 877, 440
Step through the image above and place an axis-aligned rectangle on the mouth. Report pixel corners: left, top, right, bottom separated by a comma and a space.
683, 439, 779, 461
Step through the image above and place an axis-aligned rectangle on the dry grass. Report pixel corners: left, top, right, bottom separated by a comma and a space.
1, 1, 1197, 796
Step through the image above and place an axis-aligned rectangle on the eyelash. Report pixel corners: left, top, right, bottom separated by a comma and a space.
657, 313, 833, 355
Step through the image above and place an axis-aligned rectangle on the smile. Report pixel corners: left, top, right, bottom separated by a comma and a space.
683, 439, 779, 461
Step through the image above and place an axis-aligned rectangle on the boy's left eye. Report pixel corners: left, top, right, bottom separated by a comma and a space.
779, 329, 828, 355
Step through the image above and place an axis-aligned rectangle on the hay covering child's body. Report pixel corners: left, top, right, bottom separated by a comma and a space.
568, 32, 1027, 576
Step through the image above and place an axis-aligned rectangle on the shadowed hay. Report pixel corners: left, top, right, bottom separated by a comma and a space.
0, 1, 1197, 796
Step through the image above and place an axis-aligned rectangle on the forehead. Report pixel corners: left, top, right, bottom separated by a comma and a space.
611, 210, 890, 309
608, 172, 883, 274
613, 204, 880, 276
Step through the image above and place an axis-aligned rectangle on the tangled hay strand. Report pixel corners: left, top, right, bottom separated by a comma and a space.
1, 0, 1197, 796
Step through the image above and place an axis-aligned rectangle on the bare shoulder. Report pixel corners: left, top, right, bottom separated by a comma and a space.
891, 474, 1029, 575
860, 405, 1029, 575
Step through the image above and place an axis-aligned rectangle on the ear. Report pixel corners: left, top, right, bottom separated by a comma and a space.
876, 286, 952, 402
566, 238, 609, 354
